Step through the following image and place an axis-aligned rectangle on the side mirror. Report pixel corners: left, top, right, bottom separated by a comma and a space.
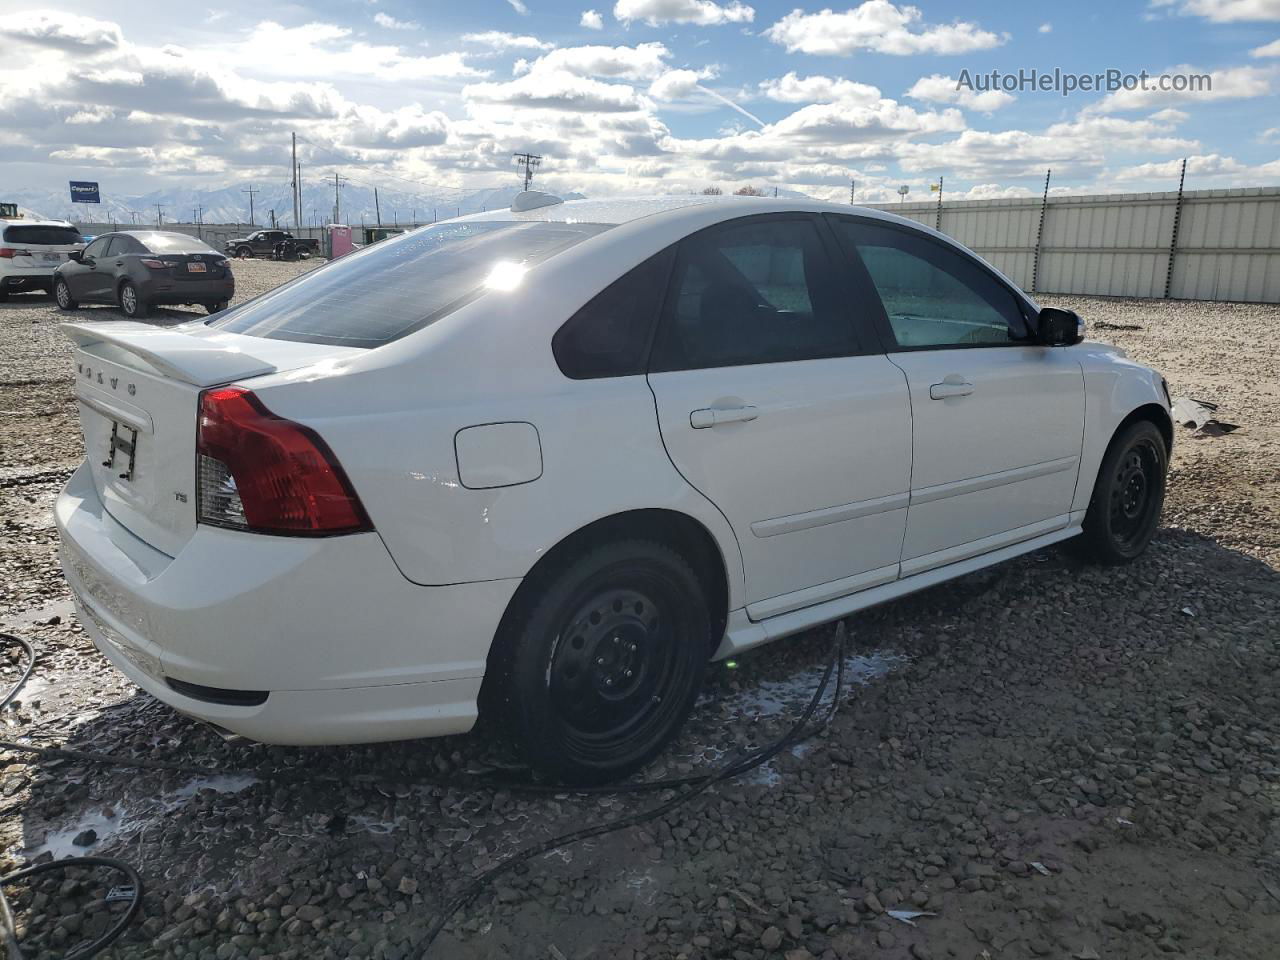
1036, 307, 1084, 346
68, 250, 83, 262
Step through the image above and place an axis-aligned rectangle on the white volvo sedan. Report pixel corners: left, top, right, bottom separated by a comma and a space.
56, 194, 1172, 782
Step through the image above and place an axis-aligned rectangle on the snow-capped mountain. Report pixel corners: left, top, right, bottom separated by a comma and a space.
4, 182, 584, 227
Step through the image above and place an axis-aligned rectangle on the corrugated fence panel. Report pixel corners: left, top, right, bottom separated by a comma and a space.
866, 187, 1280, 303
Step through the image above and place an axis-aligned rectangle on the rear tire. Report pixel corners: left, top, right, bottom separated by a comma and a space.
205, 301, 229, 315
0, 288, 8, 302
1072, 420, 1167, 564
119, 281, 150, 319
493, 540, 711, 784
54, 278, 78, 310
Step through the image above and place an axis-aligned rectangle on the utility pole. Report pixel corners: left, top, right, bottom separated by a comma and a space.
193, 203, 204, 240
374, 187, 381, 225
269, 209, 276, 228
331, 172, 347, 224
291, 132, 301, 235
242, 184, 259, 226
154, 204, 165, 227
513, 152, 542, 191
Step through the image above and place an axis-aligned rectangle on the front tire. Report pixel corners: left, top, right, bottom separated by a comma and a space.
119, 281, 150, 319
236, 246, 253, 259
494, 540, 711, 784
54, 278, 78, 310
205, 301, 229, 315
1073, 420, 1168, 564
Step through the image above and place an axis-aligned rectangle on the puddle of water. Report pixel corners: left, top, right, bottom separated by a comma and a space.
720, 651, 906, 719
20, 773, 258, 860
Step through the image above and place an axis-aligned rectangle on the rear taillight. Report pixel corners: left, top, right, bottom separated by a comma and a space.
195, 387, 371, 535
0, 248, 30, 259
140, 258, 167, 269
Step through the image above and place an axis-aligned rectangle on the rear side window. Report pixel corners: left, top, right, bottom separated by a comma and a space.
552, 248, 674, 379
214, 221, 612, 348
649, 217, 855, 372
3, 225, 81, 245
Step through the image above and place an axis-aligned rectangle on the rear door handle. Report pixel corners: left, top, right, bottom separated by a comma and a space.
690, 405, 759, 429
929, 380, 974, 400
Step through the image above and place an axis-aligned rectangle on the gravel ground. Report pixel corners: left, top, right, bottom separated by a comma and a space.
2, 268, 1278, 960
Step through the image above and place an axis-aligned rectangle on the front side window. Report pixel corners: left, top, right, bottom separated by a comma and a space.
213, 220, 612, 348
650, 218, 854, 371
830, 218, 1029, 350
82, 237, 109, 259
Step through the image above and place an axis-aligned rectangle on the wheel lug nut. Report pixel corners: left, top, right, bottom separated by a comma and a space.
604, 678, 613, 686
624, 669, 633, 678
596, 657, 605, 666
629, 643, 637, 652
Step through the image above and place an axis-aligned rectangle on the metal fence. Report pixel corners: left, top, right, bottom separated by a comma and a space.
867, 186, 1280, 304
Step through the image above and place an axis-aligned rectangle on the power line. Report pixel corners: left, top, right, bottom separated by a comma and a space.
513, 152, 542, 191
242, 184, 259, 226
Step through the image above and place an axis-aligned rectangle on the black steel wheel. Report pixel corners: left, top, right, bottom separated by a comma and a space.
493, 540, 711, 784
1074, 419, 1168, 564
206, 301, 229, 315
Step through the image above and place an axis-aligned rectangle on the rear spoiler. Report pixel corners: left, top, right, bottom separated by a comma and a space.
61, 322, 277, 388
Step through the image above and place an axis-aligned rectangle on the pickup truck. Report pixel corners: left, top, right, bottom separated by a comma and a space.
223, 230, 319, 260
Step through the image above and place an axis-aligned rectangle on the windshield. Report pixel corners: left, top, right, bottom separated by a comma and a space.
212, 220, 612, 348
3, 225, 82, 245
137, 233, 219, 254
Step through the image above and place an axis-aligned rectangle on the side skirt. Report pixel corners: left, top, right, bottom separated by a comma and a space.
714, 520, 1082, 659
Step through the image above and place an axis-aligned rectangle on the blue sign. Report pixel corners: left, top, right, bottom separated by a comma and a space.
70, 181, 100, 204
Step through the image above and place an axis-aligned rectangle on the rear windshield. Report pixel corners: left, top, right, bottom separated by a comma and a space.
212, 220, 612, 348
3, 225, 82, 245
136, 233, 218, 254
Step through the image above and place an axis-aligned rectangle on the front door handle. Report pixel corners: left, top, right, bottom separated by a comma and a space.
929, 380, 974, 400
690, 405, 759, 429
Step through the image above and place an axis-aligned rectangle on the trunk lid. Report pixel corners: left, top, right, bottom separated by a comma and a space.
64, 321, 362, 556
147, 252, 232, 282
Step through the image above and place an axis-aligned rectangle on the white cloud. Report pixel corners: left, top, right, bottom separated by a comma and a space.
1088, 63, 1277, 113
1038, 22, 1053, 33
758, 72, 881, 104
1252, 38, 1280, 56
1112, 152, 1280, 181
907, 73, 1015, 111
1149, 0, 1280, 21
507, 0, 531, 13
462, 31, 555, 51
373, 12, 418, 30
465, 72, 649, 112
614, 0, 755, 27
531, 42, 671, 79
765, 2, 1006, 56
649, 69, 706, 99
580, 9, 605, 28
0, 10, 122, 50
963, 183, 1036, 199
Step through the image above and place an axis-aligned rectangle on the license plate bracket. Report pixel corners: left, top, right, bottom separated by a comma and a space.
102, 420, 138, 481
186, 261, 207, 273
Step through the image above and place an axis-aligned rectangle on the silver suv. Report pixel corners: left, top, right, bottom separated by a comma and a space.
0, 220, 85, 300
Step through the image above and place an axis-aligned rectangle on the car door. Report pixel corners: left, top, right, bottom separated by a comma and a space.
827, 215, 1085, 575
647, 214, 912, 619
72, 236, 112, 301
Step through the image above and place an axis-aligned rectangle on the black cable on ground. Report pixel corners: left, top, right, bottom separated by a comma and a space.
412, 624, 849, 957
1, 634, 145, 959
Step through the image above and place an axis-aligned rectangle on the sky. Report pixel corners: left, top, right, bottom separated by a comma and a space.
0, 0, 1277, 205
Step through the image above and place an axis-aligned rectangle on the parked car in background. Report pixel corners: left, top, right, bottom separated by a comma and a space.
0, 219, 84, 300
223, 229, 318, 260
54, 230, 234, 318
55, 195, 1172, 784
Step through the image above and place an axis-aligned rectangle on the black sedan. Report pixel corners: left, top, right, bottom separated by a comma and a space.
54, 231, 234, 319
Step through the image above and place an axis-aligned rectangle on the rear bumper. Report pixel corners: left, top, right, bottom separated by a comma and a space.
2, 272, 53, 290
142, 277, 234, 304
55, 461, 519, 745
